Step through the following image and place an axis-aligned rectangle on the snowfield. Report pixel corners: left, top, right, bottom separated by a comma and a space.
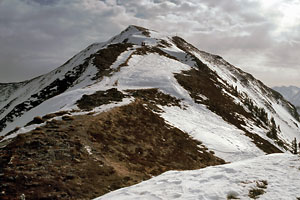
95, 153, 300, 200
160, 104, 265, 162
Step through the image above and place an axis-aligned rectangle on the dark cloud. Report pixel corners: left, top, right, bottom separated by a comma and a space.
0, 0, 299, 87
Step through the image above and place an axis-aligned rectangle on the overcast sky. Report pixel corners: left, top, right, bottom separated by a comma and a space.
0, 0, 299, 87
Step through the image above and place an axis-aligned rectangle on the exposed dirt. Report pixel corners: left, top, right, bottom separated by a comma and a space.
0, 101, 224, 200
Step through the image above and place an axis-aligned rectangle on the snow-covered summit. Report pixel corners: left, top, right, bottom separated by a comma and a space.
1, 25, 300, 153
1, 25, 300, 200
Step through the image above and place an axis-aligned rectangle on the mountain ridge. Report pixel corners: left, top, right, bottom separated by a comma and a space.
0, 25, 300, 199
273, 85, 300, 113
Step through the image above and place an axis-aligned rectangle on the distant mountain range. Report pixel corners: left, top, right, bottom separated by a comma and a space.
273, 86, 300, 113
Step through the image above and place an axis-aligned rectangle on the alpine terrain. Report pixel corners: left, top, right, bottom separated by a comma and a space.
1, 25, 300, 200
273, 86, 300, 114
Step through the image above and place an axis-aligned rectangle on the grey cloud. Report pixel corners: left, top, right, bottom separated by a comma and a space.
22, 0, 60, 5
0, 0, 124, 82
0, 0, 299, 87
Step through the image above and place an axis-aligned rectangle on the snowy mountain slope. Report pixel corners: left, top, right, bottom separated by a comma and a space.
0, 42, 104, 133
0, 26, 169, 135
170, 36, 300, 146
273, 86, 300, 113
1, 25, 300, 199
96, 153, 300, 200
1, 25, 300, 156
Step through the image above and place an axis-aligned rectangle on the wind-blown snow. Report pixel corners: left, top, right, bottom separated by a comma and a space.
95, 153, 300, 200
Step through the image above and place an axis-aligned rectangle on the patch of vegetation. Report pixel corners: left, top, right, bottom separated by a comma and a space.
25, 116, 44, 127
42, 110, 70, 121
159, 39, 172, 48
256, 180, 268, 189
291, 137, 298, 154
243, 97, 268, 127
248, 188, 265, 199
243, 96, 289, 150
118, 52, 133, 68
92, 43, 133, 79
227, 193, 240, 199
126, 88, 182, 111
275, 140, 288, 150
134, 25, 151, 37
172, 36, 199, 54
134, 45, 179, 61
62, 115, 74, 121
266, 117, 278, 139
246, 180, 267, 199
76, 88, 124, 110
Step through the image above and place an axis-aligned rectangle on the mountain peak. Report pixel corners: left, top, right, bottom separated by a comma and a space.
1, 25, 300, 200
125, 25, 150, 33
107, 25, 153, 45
120, 25, 150, 37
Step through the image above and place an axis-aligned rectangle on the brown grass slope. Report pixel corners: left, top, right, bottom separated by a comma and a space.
0, 99, 224, 200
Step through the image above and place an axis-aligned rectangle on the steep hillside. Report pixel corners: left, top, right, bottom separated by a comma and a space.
0, 99, 224, 199
1, 25, 300, 199
273, 86, 300, 113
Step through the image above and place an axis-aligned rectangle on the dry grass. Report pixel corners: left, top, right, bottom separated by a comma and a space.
76, 88, 124, 110
92, 43, 133, 79
0, 101, 224, 200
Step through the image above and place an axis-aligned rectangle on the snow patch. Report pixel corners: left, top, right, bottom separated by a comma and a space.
95, 154, 300, 200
